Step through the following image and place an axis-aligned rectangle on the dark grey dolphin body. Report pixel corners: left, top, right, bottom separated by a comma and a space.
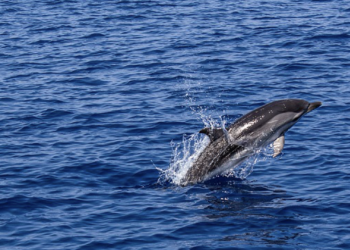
182, 99, 322, 185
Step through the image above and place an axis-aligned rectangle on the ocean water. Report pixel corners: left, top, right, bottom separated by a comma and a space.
1, 0, 350, 249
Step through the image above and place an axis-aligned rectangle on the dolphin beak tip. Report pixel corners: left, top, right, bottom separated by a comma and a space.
307, 101, 322, 113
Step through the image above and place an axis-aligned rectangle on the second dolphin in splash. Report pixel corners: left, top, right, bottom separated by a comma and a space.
182, 99, 322, 186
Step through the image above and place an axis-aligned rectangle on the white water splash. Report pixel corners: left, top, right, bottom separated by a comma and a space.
158, 79, 271, 185
158, 133, 210, 185
157, 117, 276, 185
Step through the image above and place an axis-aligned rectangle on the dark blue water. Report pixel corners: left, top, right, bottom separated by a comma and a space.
1, 0, 350, 249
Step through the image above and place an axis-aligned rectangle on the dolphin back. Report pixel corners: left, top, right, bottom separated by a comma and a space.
227, 99, 309, 138
181, 99, 321, 186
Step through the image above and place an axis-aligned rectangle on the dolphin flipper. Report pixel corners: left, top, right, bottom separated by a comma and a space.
273, 134, 285, 158
199, 128, 225, 143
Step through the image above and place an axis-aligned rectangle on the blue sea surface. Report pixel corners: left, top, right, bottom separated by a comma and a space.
1, 0, 350, 249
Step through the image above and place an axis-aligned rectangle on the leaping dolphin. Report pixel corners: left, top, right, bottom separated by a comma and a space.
182, 99, 322, 186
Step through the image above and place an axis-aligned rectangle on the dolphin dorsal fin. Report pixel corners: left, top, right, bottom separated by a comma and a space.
273, 134, 285, 158
199, 128, 224, 143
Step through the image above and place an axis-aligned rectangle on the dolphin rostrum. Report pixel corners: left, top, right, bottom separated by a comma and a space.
182, 99, 322, 186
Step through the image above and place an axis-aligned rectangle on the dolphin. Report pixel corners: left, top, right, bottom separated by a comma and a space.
181, 99, 322, 186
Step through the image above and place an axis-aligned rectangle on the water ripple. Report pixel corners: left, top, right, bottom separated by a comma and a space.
1, 0, 350, 249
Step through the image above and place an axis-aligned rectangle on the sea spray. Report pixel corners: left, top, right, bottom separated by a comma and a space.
158, 79, 269, 185
158, 133, 210, 185
158, 122, 275, 185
